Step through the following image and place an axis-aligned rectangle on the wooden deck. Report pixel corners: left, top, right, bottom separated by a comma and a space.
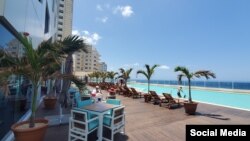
37, 88, 250, 141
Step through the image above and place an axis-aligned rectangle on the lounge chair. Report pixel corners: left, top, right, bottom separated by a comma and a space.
149, 91, 167, 105
123, 87, 133, 97
162, 93, 182, 109
130, 88, 143, 99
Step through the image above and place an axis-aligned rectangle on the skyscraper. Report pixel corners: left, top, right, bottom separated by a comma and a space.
56, 0, 73, 40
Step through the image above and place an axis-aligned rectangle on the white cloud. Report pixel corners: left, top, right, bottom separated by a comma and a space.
72, 30, 101, 45
113, 5, 134, 17
96, 17, 109, 23
92, 33, 101, 41
133, 63, 139, 67
82, 30, 89, 35
72, 30, 80, 36
158, 65, 170, 70
96, 4, 103, 11
101, 17, 108, 23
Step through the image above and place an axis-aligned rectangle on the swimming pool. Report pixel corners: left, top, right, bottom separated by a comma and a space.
127, 83, 250, 111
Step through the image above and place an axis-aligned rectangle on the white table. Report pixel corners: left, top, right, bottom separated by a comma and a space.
80, 102, 118, 141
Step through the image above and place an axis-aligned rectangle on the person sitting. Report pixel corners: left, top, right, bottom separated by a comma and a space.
92, 86, 103, 102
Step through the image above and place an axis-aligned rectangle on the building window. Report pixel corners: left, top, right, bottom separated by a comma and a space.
58, 28, 62, 31
44, 3, 50, 33
59, 10, 64, 13
59, 15, 63, 19
58, 21, 63, 25
59, 4, 64, 7
39, 0, 43, 3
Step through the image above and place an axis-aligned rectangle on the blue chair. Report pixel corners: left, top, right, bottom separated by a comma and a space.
103, 106, 125, 141
105, 99, 121, 116
75, 98, 97, 120
106, 99, 121, 105
68, 109, 99, 141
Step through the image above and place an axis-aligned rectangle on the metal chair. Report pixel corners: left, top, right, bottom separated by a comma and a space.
102, 106, 125, 141
68, 109, 99, 141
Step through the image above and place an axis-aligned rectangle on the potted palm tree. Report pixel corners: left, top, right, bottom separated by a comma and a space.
0, 33, 86, 141
174, 66, 216, 115
137, 64, 159, 102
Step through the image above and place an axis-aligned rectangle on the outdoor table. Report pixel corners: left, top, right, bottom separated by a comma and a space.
80, 102, 119, 141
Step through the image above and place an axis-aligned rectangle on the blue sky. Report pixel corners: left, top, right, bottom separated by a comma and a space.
73, 0, 250, 81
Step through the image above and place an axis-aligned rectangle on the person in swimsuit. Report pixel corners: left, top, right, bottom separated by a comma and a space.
177, 86, 183, 98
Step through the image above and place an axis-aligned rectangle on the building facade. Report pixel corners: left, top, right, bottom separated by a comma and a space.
73, 46, 101, 72
56, 0, 73, 40
0, 0, 59, 140
99, 62, 107, 72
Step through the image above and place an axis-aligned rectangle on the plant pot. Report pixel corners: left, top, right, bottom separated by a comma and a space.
43, 97, 57, 109
11, 118, 48, 141
184, 102, 198, 115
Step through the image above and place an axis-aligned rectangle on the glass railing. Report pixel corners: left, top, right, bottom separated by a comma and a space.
128, 79, 250, 90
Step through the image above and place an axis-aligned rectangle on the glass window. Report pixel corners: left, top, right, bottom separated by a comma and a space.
44, 3, 50, 33
0, 23, 29, 140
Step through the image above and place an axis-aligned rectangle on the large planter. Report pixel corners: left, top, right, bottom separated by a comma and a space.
43, 96, 57, 109
11, 118, 48, 141
184, 102, 198, 115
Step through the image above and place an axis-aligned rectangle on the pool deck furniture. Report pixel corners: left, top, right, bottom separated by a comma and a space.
162, 93, 182, 109
36, 86, 250, 141
79, 102, 119, 141
130, 88, 144, 99
68, 109, 99, 141
149, 91, 167, 105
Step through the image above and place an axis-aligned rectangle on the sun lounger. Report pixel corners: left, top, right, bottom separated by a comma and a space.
149, 91, 167, 105
130, 88, 144, 99
162, 93, 182, 109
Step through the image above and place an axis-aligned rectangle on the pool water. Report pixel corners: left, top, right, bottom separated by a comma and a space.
128, 83, 250, 111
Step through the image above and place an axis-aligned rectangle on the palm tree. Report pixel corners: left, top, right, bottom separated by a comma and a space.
118, 68, 133, 86
0, 33, 85, 128
88, 73, 94, 83
137, 64, 159, 94
92, 71, 101, 83
56, 36, 88, 108
174, 66, 216, 103
100, 72, 108, 82
107, 71, 118, 83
